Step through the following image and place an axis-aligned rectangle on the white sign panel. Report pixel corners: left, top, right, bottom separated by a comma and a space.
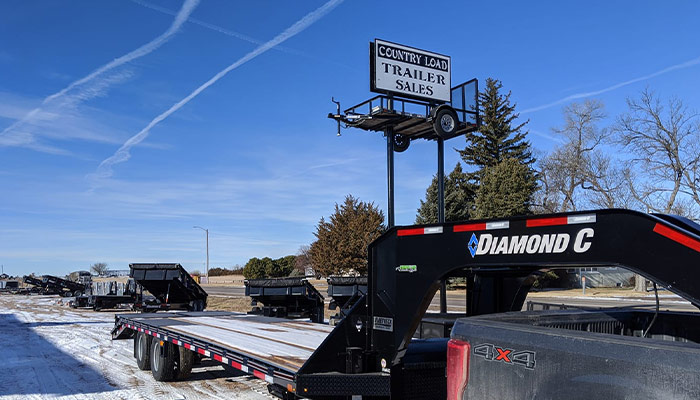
371, 39, 451, 102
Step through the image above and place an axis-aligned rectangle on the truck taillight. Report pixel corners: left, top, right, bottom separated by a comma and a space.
447, 338, 470, 400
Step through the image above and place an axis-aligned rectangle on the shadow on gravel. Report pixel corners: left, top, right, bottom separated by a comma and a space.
0, 313, 117, 396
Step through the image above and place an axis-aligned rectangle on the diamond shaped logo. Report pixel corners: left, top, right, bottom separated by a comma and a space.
468, 233, 478, 258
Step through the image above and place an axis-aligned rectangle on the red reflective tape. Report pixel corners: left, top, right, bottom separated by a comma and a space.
231, 361, 242, 370
172, 339, 179, 346
397, 227, 426, 236
184, 343, 192, 350
527, 216, 568, 227
213, 354, 223, 362
197, 348, 206, 355
253, 370, 266, 380
653, 223, 700, 253
453, 223, 486, 232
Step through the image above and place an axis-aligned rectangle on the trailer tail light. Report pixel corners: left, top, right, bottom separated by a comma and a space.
447, 338, 470, 400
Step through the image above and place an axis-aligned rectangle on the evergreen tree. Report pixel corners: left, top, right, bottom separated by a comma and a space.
473, 159, 536, 218
310, 195, 385, 276
416, 163, 474, 224
459, 78, 535, 178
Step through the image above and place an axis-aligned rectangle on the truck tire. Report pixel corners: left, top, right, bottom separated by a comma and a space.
150, 338, 176, 381
134, 332, 151, 370
175, 347, 195, 380
433, 107, 459, 139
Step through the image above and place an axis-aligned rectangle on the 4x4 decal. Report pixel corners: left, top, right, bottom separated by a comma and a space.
473, 343, 536, 370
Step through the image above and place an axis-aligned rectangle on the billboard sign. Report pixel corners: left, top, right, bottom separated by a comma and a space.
371, 39, 451, 103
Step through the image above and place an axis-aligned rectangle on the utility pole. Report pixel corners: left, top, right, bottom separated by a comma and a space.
193, 226, 209, 279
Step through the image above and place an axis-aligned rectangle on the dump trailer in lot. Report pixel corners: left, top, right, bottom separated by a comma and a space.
129, 263, 208, 312
326, 276, 367, 325
245, 277, 325, 323
22, 275, 69, 296
113, 210, 700, 399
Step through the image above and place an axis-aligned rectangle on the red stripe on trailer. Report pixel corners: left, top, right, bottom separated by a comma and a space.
526, 216, 568, 227
231, 361, 242, 370
253, 370, 266, 380
397, 227, 426, 236
213, 354, 223, 362
197, 348, 206, 355
453, 222, 486, 232
653, 223, 700, 253
184, 343, 192, 350
172, 339, 179, 345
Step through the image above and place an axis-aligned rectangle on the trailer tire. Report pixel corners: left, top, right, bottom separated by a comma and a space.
432, 107, 459, 139
73, 291, 82, 297
189, 299, 205, 312
63, 291, 73, 298
134, 332, 151, 370
393, 134, 410, 152
150, 338, 176, 381
175, 347, 195, 380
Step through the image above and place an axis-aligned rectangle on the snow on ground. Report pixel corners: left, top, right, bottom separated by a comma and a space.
0, 295, 273, 400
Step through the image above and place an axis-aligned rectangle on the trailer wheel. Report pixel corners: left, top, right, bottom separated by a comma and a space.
189, 299, 205, 312
393, 134, 410, 152
150, 338, 176, 381
134, 332, 151, 370
175, 347, 194, 380
432, 107, 459, 139
73, 291, 82, 297
63, 291, 73, 298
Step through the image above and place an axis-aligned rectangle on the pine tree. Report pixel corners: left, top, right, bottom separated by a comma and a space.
459, 78, 535, 177
310, 195, 385, 276
415, 163, 474, 224
473, 159, 536, 218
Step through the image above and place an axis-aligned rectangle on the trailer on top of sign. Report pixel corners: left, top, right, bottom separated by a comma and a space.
371, 39, 452, 103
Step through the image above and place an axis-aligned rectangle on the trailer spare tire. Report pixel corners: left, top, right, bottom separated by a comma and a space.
432, 107, 459, 139
134, 332, 151, 370
150, 338, 177, 381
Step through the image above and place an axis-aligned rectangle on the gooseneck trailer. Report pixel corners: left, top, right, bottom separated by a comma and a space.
113, 209, 700, 398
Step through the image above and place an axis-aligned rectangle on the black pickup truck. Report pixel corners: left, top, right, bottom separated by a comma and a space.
447, 210, 700, 400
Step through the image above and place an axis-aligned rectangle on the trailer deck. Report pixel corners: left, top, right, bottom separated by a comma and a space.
113, 311, 334, 390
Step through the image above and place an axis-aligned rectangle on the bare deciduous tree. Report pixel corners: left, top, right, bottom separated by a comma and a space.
537, 100, 630, 212
613, 89, 700, 219
90, 262, 109, 276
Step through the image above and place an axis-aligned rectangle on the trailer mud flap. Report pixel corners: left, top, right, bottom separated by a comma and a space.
295, 372, 390, 397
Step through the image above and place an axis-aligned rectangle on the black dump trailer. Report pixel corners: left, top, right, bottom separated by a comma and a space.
245, 277, 325, 323
71, 279, 139, 311
130, 263, 207, 312
22, 275, 70, 296
326, 276, 367, 325
41, 275, 87, 297
112, 210, 700, 399
0, 280, 19, 293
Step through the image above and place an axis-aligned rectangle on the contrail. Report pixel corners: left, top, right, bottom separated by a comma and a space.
130, 0, 300, 55
520, 55, 700, 114
0, 0, 199, 146
93, 0, 344, 180
46, 0, 200, 102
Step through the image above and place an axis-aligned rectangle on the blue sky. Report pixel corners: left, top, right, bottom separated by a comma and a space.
1, 0, 699, 277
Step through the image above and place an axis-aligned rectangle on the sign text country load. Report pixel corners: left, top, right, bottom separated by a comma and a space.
377, 43, 449, 71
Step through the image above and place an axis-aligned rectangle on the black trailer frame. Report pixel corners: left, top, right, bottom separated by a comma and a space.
130, 263, 208, 312
245, 277, 325, 323
113, 209, 700, 398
